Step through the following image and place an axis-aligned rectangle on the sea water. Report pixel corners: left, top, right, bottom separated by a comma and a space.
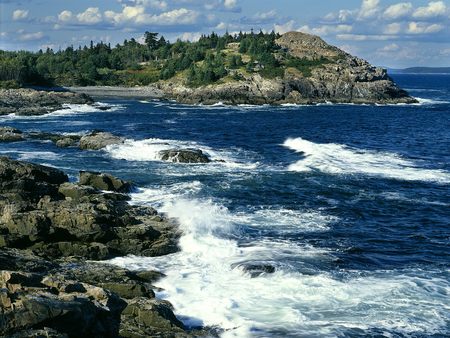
1, 74, 449, 337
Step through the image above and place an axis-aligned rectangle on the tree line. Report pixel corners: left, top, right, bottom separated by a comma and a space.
0, 30, 329, 88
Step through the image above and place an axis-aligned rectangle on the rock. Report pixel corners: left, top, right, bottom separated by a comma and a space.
159, 31, 416, 105
27, 132, 81, 147
120, 298, 186, 337
236, 263, 276, 278
55, 137, 78, 148
159, 149, 211, 163
0, 249, 199, 337
0, 156, 68, 202
0, 157, 178, 260
79, 131, 125, 150
0, 127, 24, 142
79, 171, 133, 193
0, 88, 93, 116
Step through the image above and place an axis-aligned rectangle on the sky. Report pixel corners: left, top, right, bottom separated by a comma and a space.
0, 0, 449, 68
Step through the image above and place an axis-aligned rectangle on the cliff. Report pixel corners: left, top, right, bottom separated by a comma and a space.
158, 31, 416, 105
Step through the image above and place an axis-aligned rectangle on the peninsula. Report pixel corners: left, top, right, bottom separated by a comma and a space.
0, 31, 416, 107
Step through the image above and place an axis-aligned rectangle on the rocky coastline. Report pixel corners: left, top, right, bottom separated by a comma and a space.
0, 89, 93, 116
0, 156, 214, 337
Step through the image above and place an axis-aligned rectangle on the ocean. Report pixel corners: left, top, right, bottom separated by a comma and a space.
1, 74, 449, 337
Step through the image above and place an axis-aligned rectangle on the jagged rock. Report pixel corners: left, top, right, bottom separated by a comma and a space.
0, 88, 93, 116
159, 149, 211, 163
120, 298, 186, 337
0, 249, 199, 337
0, 157, 178, 260
79, 131, 125, 150
0, 127, 24, 142
79, 171, 133, 193
27, 132, 81, 148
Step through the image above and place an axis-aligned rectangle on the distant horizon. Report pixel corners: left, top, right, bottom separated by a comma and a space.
1, 0, 449, 68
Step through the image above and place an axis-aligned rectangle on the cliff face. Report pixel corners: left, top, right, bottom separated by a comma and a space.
159, 31, 416, 105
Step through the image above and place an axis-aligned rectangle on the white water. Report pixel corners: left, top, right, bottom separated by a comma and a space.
283, 137, 450, 183
105, 137, 261, 170
110, 183, 449, 337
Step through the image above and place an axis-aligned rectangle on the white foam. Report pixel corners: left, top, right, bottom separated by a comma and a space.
0, 102, 124, 120
105, 137, 261, 170
0, 150, 60, 161
283, 137, 450, 183
110, 193, 450, 337
413, 97, 450, 105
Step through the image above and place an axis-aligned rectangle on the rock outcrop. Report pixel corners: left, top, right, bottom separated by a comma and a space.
159, 31, 416, 105
0, 88, 93, 116
0, 157, 210, 337
79, 131, 125, 150
0, 127, 24, 142
159, 149, 211, 163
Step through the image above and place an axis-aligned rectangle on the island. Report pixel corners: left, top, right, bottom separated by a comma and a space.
0, 30, 416, 108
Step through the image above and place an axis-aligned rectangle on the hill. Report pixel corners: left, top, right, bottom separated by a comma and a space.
0, 30, 415, 105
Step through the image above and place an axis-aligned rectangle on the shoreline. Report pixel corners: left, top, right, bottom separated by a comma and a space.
66, 85, 164, 99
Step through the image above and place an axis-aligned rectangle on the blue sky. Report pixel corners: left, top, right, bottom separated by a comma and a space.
1, 0, 449, 67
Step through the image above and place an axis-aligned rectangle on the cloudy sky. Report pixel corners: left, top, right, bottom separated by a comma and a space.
1, 0, 449, 67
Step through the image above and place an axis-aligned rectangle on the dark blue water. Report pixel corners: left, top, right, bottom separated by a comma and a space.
1, 74, 449, 337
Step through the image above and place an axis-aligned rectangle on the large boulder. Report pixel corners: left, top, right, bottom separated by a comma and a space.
79, 131, 125, 150
159, 149, 210, 163
79, 171, 133, 193
0, 127, 24, 142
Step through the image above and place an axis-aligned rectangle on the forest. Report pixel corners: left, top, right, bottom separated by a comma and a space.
0, 30, 329, 88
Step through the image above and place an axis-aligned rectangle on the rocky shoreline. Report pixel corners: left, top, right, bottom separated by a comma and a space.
0, 156, 214, 337
0, 89, 93, 116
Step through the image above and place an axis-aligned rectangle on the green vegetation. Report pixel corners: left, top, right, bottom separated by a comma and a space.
0, 30, 336, 88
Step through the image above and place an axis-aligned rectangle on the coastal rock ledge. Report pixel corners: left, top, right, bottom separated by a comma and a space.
0, 156, 212, 337
158, 31, 416, 105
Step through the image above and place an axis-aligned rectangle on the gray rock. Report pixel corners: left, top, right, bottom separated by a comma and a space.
0, 88, 93, 116
159, 149, 210, 163
0, 127, 24, 142
79, 131, 125, 150
79, 171, 133, 193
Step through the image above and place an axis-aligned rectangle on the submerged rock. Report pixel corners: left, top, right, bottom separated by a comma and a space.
27, 131, 81, 148
79, 131, 125, 150
159, 149, 211, 163
0, 127, 24, 142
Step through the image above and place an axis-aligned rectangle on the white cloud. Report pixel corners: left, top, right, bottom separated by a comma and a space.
337, 34, 396, 41
274, 20, 296, 34
413, 1, 447, 19
378, 43, 400, 52
178, 32, 202, 42
300, 24, 353, 36
76, 7, 103, 24
383, 2, 413, 20
118, 0, 168, 10
224, 0, 237, 10
105, 6, 199, 26
19, 31, 45, 41
358, 0, 380, 19
383, 22, 402, 34
58, 10, 73, 22
407, 22, 444, 34
12, 9, 29, 21
439, 48, 450, 56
